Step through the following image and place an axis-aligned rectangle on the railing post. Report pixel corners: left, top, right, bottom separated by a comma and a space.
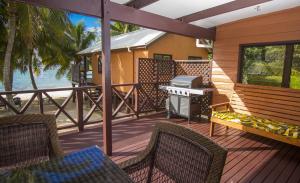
135, 84, 140, 119
72, 83, 76, 102
38, 92, 44, 114
76, 89, 84, 132
101, 0, 113, 156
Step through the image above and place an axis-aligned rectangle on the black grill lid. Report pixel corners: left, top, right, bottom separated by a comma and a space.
170, 75, 202, 88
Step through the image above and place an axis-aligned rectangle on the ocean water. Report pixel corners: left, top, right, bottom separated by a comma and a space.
0, 68, 72, 91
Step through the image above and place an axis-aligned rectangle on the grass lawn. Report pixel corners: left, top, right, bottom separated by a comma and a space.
290, 76, 300, 89
246, 75, 300, 89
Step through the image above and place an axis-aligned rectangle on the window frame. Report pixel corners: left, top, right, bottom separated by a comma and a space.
153, 53, 172, 60
188, 56, 202, 60
238, 40, 300, 89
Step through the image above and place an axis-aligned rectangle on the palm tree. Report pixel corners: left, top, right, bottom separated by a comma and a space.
15, 5, 72, 89
1, 2, 95, 92
111, 22, 139, 36
71, 22, 96, 63
1, 2, 72, 91
40, 22, 96, 80
3, 1, 16, 102
0, 0, 7, 81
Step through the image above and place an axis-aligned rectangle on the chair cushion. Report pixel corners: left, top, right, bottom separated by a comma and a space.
212, 111, 300, 139
0, 123, 50, 169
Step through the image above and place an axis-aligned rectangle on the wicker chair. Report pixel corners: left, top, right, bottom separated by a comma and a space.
0, 114, 63, 171
119, 122, 227, 183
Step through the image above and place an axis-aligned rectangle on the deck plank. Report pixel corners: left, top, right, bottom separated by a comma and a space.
59, 114, 300, 183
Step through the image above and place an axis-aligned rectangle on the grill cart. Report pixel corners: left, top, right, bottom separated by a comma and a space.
159, 75, 213, 123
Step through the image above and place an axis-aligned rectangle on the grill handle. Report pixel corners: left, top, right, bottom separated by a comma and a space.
172, 84, 189, 88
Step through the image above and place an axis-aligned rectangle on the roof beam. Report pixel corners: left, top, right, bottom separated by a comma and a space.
12, 0, 215, 40
13, 0, 102, 18
110, 2, 215, 40
180, 0, 272, 23
126, 0, 159, 9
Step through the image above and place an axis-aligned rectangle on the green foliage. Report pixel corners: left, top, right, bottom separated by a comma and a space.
111, 21, 139, 36
0, 0, 7, 80
42, 21, 96, 79
290, 74, 300, 89
242, 45, 285, 86
15, 6, 73, 78
0, 0, 6, 26
0, 1, 96, 84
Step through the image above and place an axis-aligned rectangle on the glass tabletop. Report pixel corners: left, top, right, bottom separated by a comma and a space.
0, 146, 133, 183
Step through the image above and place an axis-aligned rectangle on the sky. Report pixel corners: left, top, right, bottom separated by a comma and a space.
69, 13, 101, 33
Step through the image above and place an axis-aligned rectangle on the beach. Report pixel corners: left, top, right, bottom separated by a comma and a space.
13, 90, 73, 100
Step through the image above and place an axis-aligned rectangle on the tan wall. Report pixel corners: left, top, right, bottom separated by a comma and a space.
91, 33, 208, 92
212, 7, 300, 104
91, 53, 101, 84
148, 34, 208, 60
91, 48, 148, 92
133, 49, 148, 82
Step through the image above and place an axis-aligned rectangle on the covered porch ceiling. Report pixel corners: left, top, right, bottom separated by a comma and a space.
16, 0, 300, 41
122, 0, 300, 28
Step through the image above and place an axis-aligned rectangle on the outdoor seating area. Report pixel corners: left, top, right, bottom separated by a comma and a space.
59, 114, 300, 183
210, 84, 300, 147
1, 0, 300, 182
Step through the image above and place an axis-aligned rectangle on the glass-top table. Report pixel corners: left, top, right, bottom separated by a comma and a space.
0, 146, 133, 183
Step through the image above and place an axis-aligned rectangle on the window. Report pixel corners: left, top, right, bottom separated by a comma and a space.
153, 53, 172, 60
188, 56, 202, 60
239, 42, 300, 89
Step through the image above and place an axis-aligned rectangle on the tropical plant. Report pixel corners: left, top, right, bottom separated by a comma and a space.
15, 5, 73, 89
41, 21, 96, 80
0, 0, 7, 81
70, 22, 96, 63
111, 21, 139, 36
1, 1, 96, 93
2, 1, 16, 102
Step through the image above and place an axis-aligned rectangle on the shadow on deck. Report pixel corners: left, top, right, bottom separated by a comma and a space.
59, 113, 300, 183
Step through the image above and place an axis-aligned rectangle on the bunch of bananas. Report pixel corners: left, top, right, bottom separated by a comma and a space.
212, 111, 300, 139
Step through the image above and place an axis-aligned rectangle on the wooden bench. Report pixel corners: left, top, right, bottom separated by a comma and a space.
210, 83, 300, 147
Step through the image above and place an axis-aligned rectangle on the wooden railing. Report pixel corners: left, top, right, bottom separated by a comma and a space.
0, 83, 164, 131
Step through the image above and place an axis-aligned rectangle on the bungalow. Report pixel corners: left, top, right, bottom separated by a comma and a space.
77, 28, 209, 92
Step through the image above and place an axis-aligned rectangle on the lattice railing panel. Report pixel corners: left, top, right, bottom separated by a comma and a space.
157, 59, 175, 83
138, 58, 157, 83
137, 58, 212, 113
137, 84, 157, 112
175, 61, 211, 85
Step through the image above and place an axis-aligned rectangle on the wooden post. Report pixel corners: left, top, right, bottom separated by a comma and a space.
72, 83, 76, 102
38, 92, 44, 114
76, 90, 84, 132
135, 84, 140, 119
210, 121, 215, 137
83, 56, 87, 84
101, 0, 113, 156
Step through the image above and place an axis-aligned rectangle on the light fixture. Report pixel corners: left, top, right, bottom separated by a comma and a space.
255, 5, 261, 12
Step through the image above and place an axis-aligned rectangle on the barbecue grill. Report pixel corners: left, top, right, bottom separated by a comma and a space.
160, 75, 213, 122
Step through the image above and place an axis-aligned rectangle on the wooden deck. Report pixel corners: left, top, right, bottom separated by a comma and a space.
59, 114, 300, 183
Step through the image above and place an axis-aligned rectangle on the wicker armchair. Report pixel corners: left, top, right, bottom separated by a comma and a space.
0, 114, 63, 171
119, 122, 227, 183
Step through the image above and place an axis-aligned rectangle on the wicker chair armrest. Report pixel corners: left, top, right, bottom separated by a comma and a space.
210, 102, 230, 110
119, 150, 153, 182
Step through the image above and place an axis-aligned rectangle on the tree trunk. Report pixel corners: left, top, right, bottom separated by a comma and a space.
28, 51, 38, 90
3, 2, 16, 104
